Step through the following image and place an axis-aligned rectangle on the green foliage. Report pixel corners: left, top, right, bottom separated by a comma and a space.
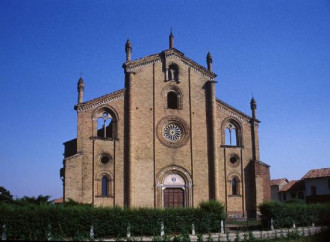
15, 195, 51, 205
0, 186, 13, 203
62, 198, 92, 206
259, 201, 330, 228
248, 231, 256, 242
284, 199, 304, 204
0, 200, 225, 240
197, 233, 204, 242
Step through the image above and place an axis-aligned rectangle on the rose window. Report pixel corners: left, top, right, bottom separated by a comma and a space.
157, 116, 189, 148
164, 124, 182, 142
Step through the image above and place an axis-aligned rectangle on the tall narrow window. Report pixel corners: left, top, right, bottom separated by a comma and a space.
311, 186, 316, 196
232, 177, 238, 195
167, 91, 178, 109
102, 176, 109, 196
168, 64, 179, 81
225, 123, 237, 146
97, 112, 113, 138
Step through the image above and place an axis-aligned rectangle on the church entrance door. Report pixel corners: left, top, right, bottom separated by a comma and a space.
163, 188, 184, 208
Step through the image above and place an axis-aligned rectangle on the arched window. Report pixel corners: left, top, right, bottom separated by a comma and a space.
232, 177, 238, 195
225, 123, 238, 146
97, 111, 115, 138
167, 91, 178, 109
168, 64, 179, 81
102, 176, 109, 196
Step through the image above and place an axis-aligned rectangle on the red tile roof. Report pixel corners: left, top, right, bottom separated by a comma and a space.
270, 178, 288, 186
280, 180, 305, 192
53, 197, 63, 204
302, 168, 330, 179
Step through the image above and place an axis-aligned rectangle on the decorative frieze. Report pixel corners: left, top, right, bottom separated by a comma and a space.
126, 58, 161, 71
77, 92, 125, 112
217, 104, 250, 123
125, 50, 215, 79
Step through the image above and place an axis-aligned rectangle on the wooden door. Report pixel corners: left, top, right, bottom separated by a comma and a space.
164, 188, 184, 208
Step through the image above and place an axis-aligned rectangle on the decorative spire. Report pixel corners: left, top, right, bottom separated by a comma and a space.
169, 29, 174, 49
206, 52, 213, 71
125, 39, 132, 61
77, 77, 85, 104
250, 96, 257, 119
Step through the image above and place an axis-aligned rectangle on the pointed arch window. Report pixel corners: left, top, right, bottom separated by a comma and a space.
167, 91, 178, 109
223, 121, 241, 146
95, 109, 117, 139
225, 123, 237, 146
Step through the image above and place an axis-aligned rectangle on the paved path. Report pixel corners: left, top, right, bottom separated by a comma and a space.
100, 226, 323, 241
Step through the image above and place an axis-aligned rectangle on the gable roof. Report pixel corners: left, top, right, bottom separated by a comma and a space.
280, 180, 305, 192
216, 98, 260, 123
75, 88, 125, 112
123, 48, 217, 79
270, 178, 288, 186
53, 197, 63, 204
302, 168, 330, 179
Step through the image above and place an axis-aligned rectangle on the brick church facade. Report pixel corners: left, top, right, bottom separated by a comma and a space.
61, 33, 271, 218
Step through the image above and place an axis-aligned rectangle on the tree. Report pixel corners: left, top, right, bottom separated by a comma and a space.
0, 186, 13, 203
17, 195, 51, 205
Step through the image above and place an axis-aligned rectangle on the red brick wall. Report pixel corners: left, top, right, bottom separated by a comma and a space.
255, 161, 271, 202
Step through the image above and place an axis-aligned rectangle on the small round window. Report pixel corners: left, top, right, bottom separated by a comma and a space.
100, 154, 112, 165
229, 155, 239, 167
230, 157, 237, 164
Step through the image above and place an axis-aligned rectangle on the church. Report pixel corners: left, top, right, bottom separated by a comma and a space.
61, 33, 271, 218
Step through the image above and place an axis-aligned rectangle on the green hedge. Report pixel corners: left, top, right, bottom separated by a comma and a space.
259, 201, 330, 228
0, 200, 225, 240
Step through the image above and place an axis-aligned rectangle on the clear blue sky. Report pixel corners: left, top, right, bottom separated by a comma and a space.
1, 0, 330, 199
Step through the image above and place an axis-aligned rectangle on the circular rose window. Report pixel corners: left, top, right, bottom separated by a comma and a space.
157, 116, 189, 148
164, 124, 182, 142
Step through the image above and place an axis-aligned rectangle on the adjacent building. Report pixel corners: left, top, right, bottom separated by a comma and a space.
60, 33, 271, 218
271, 168, 330, 204
270, 178, 288, 201
302, 168, 330, 204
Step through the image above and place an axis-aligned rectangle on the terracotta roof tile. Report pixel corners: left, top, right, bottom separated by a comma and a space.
302, 168, 330, 179
270, 178, 288, 186
280, 180, 305, 192
53, 197, 63, 204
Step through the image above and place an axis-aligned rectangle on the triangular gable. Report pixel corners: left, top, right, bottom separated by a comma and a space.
75, 88, 125, 112
123, 48, 217, 80
216, 98, 259, 124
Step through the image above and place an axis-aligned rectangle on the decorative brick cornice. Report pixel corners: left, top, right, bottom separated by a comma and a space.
220, 145, 244, 149
255, 160, 270, 168
64, 152, 82, 161
89, 136, 118, 142
123, 48, 216, 79
75, 89, 125, 112
216, 99, 260, 124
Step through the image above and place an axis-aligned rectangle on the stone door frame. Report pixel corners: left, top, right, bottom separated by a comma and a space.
156, 165, 193, 208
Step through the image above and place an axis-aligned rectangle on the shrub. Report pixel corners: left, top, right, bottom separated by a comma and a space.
0, 200, 225, 240
259, 201, 330, 228
284, 199, 304, 204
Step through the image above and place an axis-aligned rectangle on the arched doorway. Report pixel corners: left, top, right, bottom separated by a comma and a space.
156, 165, 193, 208
163, 173, 185, 208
